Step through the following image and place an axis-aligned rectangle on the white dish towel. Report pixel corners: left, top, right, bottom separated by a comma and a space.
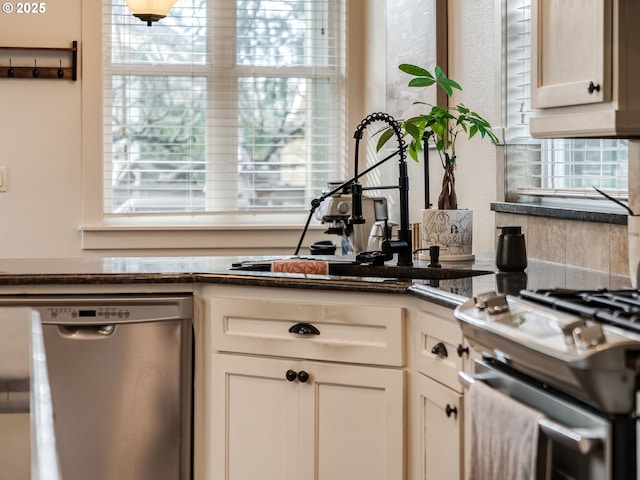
466, 380, 545, 480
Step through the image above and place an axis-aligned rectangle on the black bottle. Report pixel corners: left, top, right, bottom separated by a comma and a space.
496, 226, 527, 272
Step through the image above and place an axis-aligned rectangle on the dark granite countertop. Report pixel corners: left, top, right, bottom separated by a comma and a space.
0, 256, 410, 294
0, 254, 630, 309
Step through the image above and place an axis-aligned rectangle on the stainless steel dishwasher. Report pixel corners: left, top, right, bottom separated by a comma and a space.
4, 294, 194, 480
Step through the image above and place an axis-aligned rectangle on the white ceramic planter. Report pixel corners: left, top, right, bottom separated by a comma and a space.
628, 215, 640, 288
420, 209, 474, 261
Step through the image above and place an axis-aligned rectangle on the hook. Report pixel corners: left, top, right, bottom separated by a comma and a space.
57, 59, 64, 78
7, 58, 14, 78
32, 59, 39, 78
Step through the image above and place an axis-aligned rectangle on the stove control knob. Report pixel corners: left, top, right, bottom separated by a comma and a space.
474, 292, 509, 315
560, 320, 587, 345
483, 296, 510, 316
474, 291, 500, 309
572, 324, 606, 350
485, 294, 509, 315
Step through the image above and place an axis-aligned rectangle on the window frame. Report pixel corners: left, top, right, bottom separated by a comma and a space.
497, 0, 628, 209
80, 0, 353, 250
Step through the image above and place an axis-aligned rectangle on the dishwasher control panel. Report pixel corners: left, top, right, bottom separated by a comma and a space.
0, 294, 193, 324
43, 306, 133, 322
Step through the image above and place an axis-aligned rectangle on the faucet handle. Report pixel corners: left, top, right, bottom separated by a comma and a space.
349, 182, 366, 225
428, 245, 441, 268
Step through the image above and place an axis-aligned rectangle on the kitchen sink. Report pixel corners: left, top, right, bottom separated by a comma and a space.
230, 259, 493, 280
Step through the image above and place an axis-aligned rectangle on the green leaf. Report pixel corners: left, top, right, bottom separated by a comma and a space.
405, 115, 426, 126
404, 121, 423, 143
446, 78, 462, 91
408, 141, 419, 162
399, 64, 433, 78
408, 78, 437, 88
375, 127, 395, 152
434, 65, 446, 79
434, 66, 462, 95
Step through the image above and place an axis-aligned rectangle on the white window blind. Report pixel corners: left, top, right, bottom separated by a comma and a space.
103, 0, 344, 216
503, 0, 628, 201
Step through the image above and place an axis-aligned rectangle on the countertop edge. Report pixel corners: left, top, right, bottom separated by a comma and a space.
0, 272, 413, 294
408, 284, 466, 309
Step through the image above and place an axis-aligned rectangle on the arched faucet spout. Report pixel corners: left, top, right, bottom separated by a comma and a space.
351, 112, 413, 266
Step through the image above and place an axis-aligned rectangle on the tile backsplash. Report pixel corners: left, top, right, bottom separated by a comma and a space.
495, 212, 629, 276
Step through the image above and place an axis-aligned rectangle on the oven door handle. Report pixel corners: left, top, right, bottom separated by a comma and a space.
458, 371, 605, 455
537, 418, 603, 455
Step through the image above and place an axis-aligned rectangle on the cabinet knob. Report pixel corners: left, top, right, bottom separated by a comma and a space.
457, 344, 469, 358
431, 342, 448, 358
289, 322, 320, 336
445, 404, 458, 418
588, 81, 601, 94
286, 369, 310, 383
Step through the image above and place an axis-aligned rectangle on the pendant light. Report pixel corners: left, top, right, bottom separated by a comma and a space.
125, 0, 178, 26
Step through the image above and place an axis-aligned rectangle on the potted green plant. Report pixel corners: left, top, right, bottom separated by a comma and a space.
377, 64, 498, 260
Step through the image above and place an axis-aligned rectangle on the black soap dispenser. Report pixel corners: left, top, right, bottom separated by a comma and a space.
496, 226, 527, 272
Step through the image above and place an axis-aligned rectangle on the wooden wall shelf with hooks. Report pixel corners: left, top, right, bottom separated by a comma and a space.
0, 41, 78, 81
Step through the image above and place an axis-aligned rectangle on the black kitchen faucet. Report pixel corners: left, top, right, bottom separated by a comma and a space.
294, 112, 412, 266
350, 112, 412, 266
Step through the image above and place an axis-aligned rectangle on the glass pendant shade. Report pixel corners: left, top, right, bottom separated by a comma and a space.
125, 0, 177, 26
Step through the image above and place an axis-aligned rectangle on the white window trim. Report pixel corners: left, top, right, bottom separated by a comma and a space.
80, 0, 356, 251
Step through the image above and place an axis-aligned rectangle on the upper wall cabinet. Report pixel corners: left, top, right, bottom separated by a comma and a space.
530, 0, 640, 138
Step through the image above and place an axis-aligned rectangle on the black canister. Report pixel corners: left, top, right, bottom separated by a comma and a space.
496, 226, 527, 272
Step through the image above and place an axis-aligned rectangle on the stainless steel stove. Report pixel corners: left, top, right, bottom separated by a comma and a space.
455, 288, 640, 480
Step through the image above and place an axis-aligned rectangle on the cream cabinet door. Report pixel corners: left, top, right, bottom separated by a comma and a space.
531, 0, 610, 109
211, 353, 404, 480
210, 353, 301, 480
297, 359, 404, 480
412, 372, 463, 480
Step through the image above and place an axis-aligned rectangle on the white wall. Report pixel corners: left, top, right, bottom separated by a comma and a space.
447, 1, 498, 254
0, 0, 499, 259
0, 1, 84, 257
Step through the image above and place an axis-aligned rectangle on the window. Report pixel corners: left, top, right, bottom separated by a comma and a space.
103, 0, 344, 218
502, 0, 628, 204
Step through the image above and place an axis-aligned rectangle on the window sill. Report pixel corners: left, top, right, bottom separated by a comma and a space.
80, 224, 327, 251
491, 202, 628, 225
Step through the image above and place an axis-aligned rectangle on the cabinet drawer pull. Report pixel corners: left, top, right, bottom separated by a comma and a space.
289, 322, 320, 336
445, 404, 457, 418
297, 371, 310, 383
431, 342, 448, 358
457, 344, 469, 358
286, 369, 298, 382
588, 81, 601, 94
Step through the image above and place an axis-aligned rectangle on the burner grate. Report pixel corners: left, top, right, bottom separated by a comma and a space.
520, 288, 640, 333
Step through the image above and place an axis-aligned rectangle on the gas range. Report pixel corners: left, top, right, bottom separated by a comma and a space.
455, 287, 640, 479
455, 288, 640, 414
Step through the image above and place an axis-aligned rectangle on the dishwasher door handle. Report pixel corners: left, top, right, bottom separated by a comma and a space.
58, 324, 116, 338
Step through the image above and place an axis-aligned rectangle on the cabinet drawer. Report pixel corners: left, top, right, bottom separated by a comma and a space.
209, 297, 404, 367
414, 310, 463, 392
